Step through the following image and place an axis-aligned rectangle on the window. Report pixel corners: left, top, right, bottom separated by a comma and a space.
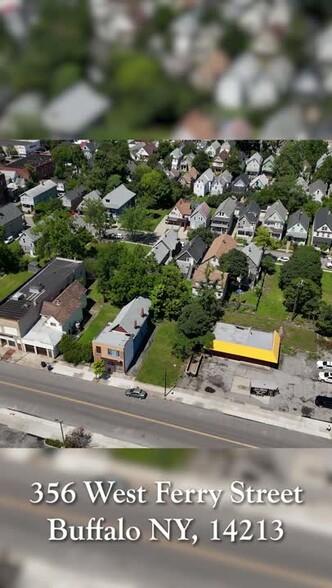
108, 349, 120, 357
96, 346, 101, 353
50, 322, 57, 327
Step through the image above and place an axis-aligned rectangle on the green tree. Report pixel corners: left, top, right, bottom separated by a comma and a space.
95, 243, 123, 301
82, 198, 109, 239
92, 359, 106, 380
273, 141, 305, 178
151, 265, 191, 321
119, 206, 148, 236
188, 227, 214, 246
220, 23, 250, 57
226, 148, 244, 176
300, 140, 327, 171
313, 156, 332, 184
178, 301, 213, 339
261, 254, 276, 275
157, 141, 173, 160
34, 198, 62, 220
108, 247, 159, 306
279, 246, 322, 291
34, 210, 91, 261
253, 226, 279, 250
253, 175, 307, 214
219, 249, 249, 284
303, 200, 321, 221
283, 277, 321, 317
106, 174, 122, 193
192, 151, 210, 174
316, 303, 332, 336
136, 169, 174, 209
52, 143, 87, 178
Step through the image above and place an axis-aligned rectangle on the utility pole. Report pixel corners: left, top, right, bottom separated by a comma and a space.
55, 418, 65, 445
291, 279, 304, 321
164, 369, 167, 399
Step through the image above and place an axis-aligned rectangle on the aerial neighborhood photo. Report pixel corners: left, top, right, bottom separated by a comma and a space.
0, 137, 332, 448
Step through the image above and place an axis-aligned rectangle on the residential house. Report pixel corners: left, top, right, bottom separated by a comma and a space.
242, 242, 263, 285
179, 166, 199, 189
220, 169, 233, 187
192, 234, 237, 299
212, 149, 229, 173
0, 257, 85, 355
315, 152, 329, 170
19, 228, 41, 256
180, 152, 195, 172
20, 180, 57, 213
193, 168, 215, 197
211, 196, 237, 235
0, 203, 23, 239
149, 229, 180, 265
77, 189, 102, 215
232, 173, 250, 194
134, 142, 157, 161
92, 296, 151, 374
250, 173, 269, 190
286, 210, 310, 245
245, 152, 263, 176
308, 180, 328, 203
102, 184, 136, 219
235, 200, 261, 241
167, 198, 192, 226
170, 147, 183, 170
190, 202, 211, 230
210, 176, 226, 195
41, 82, 110, 136
175, 236, 208, 277
262, 155, 275, 175
205, 140, 221, 158
74, 140, 98, 161
313, 208, 332, 247
262, 200, 288, 240
60, 185, 86, 211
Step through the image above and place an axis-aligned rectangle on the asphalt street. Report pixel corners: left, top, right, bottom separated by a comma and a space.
0, 458, 331, 588
0, 362, 330, 448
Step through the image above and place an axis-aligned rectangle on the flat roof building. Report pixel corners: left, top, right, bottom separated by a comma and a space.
212, 323, 281, 367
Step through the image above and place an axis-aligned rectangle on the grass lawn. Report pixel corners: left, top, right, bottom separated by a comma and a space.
78, 304, 119, 344
255, 269, 288, 321
322, 272, 332, 304
137, 321, 183, 388
0, 271, 33, 302
144, 209, 170, 231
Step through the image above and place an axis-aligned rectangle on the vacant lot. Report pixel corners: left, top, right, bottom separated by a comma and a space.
0, 271, 32, 302
138, 321, 183, 387
322, 271, 332, 304
79, 304, 118, 344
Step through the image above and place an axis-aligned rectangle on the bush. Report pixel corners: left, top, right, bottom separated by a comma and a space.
64, 426, 92, 448
63, 341, 93, 365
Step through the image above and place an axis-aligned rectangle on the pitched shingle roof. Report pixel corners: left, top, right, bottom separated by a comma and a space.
177, 236, 208, 263
173, 198, 192, 217
213, 196, 237, 218
264, 199, 288, 222
0, 202, 22, 225
309, 179, 328, 195
202, 234, 237, 262
242, 243, 263, 268
314, 207, 332, 231
103, 184, 136, 210
191, 201, 211, 218
239, 200, 260, 222
41, 280, 86, 325
287, 210, 310, 231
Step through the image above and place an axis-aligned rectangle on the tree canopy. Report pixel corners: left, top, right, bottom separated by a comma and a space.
283, 277, 321, 317
219, 249, 249, 284
151, 264, 192, 321
279, 246, 322, 291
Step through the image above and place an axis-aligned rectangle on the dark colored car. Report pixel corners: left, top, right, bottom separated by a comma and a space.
125, 387, 147, 399
315, 395, 332, 409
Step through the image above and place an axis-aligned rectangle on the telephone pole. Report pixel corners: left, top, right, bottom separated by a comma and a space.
291, 279, 304, 321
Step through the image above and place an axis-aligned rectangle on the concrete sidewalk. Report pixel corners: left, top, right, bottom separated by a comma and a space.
0, 408, 145, 448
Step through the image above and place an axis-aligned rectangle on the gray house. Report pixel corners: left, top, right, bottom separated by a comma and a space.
102, 184, 136, 219
149, 229, 180, 265
0, 203, 23, 239
308, 180, 328, 203
235, 201, 261, 241
232, 173, 250, 194
313, 208, 332, 247
20, 180, 57, 213
19, 228, 41, 256
211, 196, 237, 235
286, 210, 310, 245
262, 200, 288, 240
176, 236, 208, 277
77, 189, 102, 215
242, 242, 263, 285
60, 185, 85, 211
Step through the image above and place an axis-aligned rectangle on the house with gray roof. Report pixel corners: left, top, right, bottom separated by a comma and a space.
286, 210, 310, 245
20, 180, 57, 213
180, 152, 195, 173
308, 179, 328, 203
232, 173, 250, 193
211, 196, 237, 235
190, 202, 211, 230
193, 168, 215, 197
262, 154, 275, 175
77, 189, 102, 214
149, 229, 180, 265
92, 296, 151, 373
60, 184, 86, 211
19, 228, 41, 256
262, 199, 288, 240
0, 203, 23, 239
313, 208, 332, 247
102, 184, 136, 219
175, 236, 208, 277
170, 147, 183, 169
242, 242, 263, 285
235, 200, 261, 241
205, 140, 221, 158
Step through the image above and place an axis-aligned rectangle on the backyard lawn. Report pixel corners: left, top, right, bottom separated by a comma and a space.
0, 271, 33, 302
322, 271, 332, 304
144, 209, 170, 232
137, 320, 183, 388
78, 304, 119, 344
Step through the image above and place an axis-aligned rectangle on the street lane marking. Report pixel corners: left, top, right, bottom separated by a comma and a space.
0, 495, 329, 588
0, 378, 257, 448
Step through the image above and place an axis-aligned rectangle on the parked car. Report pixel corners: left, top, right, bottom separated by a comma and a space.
315, 395, 332, 408
125, 387, 147, 399
317, 360, 332, 369
4, 236, 13, 244
277, 256, 289, 263
318, 371, 332, 383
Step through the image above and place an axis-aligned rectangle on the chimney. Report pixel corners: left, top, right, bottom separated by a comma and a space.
134, 319, 138, 329
141, 307, 145, 317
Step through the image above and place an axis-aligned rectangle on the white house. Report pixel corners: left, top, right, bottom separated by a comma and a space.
193, 168, 215, 197
245, 152, 263, 175
308, 180, 328, 203
170, 147, 183, 170
190, 202, 211, 230
205, 140, 221, 158
250, 173, 269, 190
286, 210, 309, 245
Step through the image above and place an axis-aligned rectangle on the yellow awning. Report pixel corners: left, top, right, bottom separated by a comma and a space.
212, 331, 280, 365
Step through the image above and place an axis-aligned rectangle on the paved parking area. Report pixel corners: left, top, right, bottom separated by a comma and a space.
179, 351, 332, 423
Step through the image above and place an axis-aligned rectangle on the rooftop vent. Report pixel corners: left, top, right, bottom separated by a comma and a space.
11, 291, 24, 301
29, 284, 43, 294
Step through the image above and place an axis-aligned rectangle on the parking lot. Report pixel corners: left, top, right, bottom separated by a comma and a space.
178, 351, 332, 424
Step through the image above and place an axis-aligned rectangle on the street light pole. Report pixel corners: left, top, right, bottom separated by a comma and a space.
55, 418, 65, 445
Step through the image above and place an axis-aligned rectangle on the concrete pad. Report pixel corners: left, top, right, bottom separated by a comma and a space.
231, 376, 250, 397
